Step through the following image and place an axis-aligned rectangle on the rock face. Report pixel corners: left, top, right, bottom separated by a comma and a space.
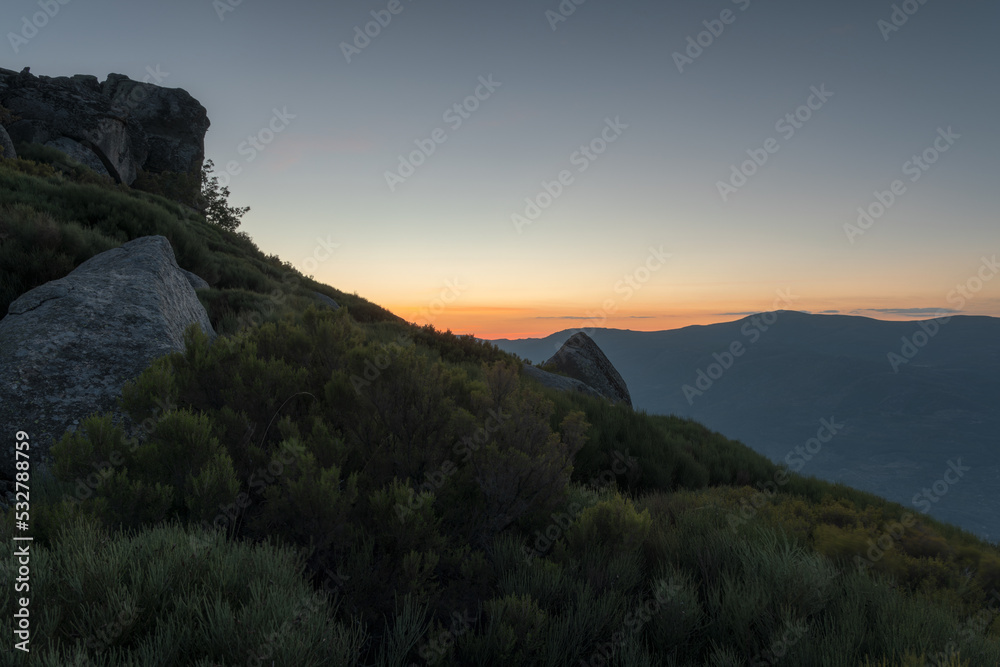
542, 332, 632, 407
0, 124, 14, 159
0, 236, 216, 481
0, 67, 209, 184
45, 136, 111, 177
312, 292, 340, 310
521, 363, 607, 402
181, 269, 210, 291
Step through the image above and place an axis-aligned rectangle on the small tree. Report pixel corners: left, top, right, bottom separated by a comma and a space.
199, 158, 250, 231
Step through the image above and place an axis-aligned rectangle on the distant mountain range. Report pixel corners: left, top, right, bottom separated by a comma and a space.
491, 311, 1000, 543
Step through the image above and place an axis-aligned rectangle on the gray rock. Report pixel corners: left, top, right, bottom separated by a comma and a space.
0, 236, 215, 480
45, 137, 112, 178
542, 332, 632, 407
181, 269, 210, 290
521, 363, 606, 401
0, 125, 14, 159
103, 74, 210, 175
312, 291, 340, 310
0, 67, 208, 184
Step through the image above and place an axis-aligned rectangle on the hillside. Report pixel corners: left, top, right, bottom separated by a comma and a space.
1, 148, 1000, 665
491, 313, 1000, 543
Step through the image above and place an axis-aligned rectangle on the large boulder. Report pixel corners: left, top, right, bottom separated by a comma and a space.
0, 67, 208, 184
0, 236, 216, 482
541, 332, 632, 407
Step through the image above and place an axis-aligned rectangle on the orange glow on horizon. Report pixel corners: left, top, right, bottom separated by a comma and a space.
378, 300, 998, 340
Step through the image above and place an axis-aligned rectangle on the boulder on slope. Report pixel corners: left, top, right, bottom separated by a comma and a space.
0, 236, 216, 482
542, 332, 632, 407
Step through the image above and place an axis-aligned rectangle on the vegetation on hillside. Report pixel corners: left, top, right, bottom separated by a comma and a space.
1, 148, 999, 666
0, 146, 399, 333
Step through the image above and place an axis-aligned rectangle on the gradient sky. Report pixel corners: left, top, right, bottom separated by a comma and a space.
4, 0, 998, 338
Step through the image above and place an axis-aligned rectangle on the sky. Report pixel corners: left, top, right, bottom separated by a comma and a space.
3, 0, 998, 338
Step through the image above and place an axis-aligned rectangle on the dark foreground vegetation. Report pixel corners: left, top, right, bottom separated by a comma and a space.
1, 147, 999, 666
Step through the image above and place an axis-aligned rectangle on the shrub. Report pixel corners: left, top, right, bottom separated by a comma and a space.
559, 494, 652, 565
468, 364, 589, 545
0, 517, 367, 665
132, 168, 201, 208
251, 438, 359, 557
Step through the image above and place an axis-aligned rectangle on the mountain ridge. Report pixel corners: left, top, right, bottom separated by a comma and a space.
491, 311, 1000, 542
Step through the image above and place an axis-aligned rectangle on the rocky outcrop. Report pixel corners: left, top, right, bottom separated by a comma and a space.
521, 363, 607, 401
0, 67, 209, 184
542, 332, 632, 407
0, 236, 216, 481
181, 269, 210, 291
0, 124, 14, 159
103, 74, 209, 176
312, 292, 340, 310
45, 136, 111, 177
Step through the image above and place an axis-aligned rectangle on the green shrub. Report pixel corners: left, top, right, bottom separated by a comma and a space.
0, 517, 367, 665
132, 168, 201, 207
560, 495, 651, 560
252, 438, 358, 556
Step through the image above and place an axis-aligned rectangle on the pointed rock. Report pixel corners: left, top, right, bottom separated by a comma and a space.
543, 332, 632, 407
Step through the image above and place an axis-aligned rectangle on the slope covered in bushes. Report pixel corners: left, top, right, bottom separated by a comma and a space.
1, 149, 999, 666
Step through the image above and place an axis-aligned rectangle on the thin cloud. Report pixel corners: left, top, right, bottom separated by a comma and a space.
536, 315, 655, 320
854, 308, 960, 316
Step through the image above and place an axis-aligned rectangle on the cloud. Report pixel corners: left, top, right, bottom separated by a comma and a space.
716, 311, 760, 317
535, 315, 655, 320
819, 310, 840, 314
853, 307, 960, 316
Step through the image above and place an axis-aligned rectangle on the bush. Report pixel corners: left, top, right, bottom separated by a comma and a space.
0, 517, 367, 665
